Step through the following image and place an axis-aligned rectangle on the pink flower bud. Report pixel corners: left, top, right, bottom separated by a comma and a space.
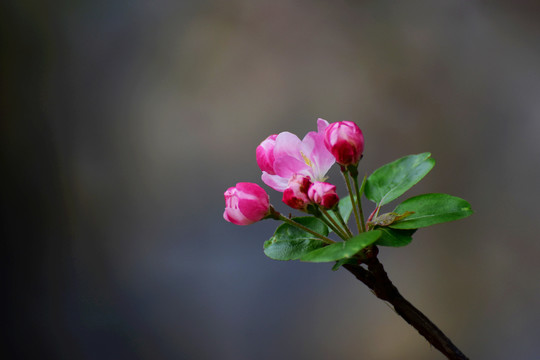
308, 181, 339, 209
324, 121, 364, 166
256, 134, 278, 175
223, 182, 270, 225
282, 174, 312, 210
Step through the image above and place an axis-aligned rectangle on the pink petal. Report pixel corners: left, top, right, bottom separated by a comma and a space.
236, 183, 270, 222
273, 155, 311, 178
301, 131, 335, 181
282, 174, 312, 210
236, 182, 268, 201
237, 197, 268, 222
273, 131, 303, 162
317, 118, 329, 133
223, 208, 249, 225
256, 134, 278, 174
261, 172, 290, 192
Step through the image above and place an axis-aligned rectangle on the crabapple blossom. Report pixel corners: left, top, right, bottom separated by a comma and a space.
282, 174, 312, 210
324, 121, 364, 166
308, 181, 339, 209
223, 182, 270, 225
261, 119, 335, 192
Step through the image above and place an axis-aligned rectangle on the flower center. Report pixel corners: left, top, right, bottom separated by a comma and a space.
300, 151, 313, 168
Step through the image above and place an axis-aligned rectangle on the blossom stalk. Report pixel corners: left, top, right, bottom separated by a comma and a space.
333, 208, 354, 238
275, 212, 335, 245
341, 167, 362, 233
319, 207, 350, 240
350, 170, 366, 232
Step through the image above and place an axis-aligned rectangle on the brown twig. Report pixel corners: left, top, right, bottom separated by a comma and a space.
343, 249, 469, 360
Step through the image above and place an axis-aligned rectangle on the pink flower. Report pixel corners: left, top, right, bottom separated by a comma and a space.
282, 174, 312, 210
256, 134, 278, 175
223, 183, 270, 225
308, 181, 339, 209
324, 121, 364, 166
261, 119, 335, 191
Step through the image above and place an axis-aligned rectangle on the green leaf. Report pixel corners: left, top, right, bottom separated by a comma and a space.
390, 193, 473, 229
264, 217, 329, 260
331, 258, 358, 271
337, 195, 354, 222
376, 227, 416, 247
301, 230, 382, 263
365, 153, 435, 205
264, 239, 327, 261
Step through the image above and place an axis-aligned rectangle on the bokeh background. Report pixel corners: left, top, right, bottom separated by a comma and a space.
3, 1, 540, 359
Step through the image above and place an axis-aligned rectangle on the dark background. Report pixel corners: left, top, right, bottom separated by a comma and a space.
2, 1, 540, 359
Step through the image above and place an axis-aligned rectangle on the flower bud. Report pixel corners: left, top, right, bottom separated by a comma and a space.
256, 134, 278, 175
324, 121, 364, 166
282, 174, 312, 210
308, 181, 339, 209
223, 182, 270, 225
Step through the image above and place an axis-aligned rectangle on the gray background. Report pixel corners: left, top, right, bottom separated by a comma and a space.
3, 1, 540, 359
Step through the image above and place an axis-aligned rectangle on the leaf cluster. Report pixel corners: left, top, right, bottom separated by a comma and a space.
264, 153, 472, 266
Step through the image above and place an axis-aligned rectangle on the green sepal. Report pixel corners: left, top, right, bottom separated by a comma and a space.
300, 230, 382, 263
365, 153, 435, 205
390, 193, 473, 229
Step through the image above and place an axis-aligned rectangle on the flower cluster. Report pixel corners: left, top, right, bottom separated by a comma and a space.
224, 118, 364, 225
222, 116, 472, 280
221, 116, 474, 360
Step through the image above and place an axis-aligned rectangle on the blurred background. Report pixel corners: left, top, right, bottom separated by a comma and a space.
2, 1, 540, 359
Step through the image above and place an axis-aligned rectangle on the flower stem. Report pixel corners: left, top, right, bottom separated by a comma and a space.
317, 216, 348, 240
341, 167, 362, 233
320, 207, 350, 240
333, 208, 354, 238
277, 214, 335, 245
351, 172, 366, 232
